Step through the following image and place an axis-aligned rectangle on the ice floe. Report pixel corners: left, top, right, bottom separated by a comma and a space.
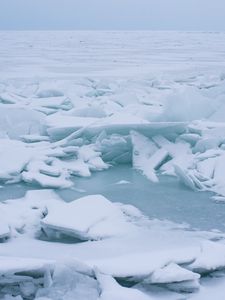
41, 194, 137, 240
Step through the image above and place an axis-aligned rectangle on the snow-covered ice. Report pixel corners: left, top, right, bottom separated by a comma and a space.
41, 194, 138, 240
1, 31, 225, 299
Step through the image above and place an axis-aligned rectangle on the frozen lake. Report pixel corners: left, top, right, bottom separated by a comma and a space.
1, 31, 225, 299
1, 165, 224, 232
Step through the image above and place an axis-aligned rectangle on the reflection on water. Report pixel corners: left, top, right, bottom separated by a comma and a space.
1, 165, 224, 231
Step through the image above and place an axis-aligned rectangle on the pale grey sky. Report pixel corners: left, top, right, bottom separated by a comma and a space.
0, 0, 225, 30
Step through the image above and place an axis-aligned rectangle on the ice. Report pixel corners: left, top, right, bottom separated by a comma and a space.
22, 170, 72, 189
30, 96, 73, 112
193, 137, 222, 154
0, 213, 10, 240
189, 241, 225, 274
174, 165, 200, 191
0, 139, 34, 181
96, 271, 152, 300
196, 157, 217, 179
97, 133, 131, 164
0, 106, 45, 139
115, 180, 131, 185
0, 133, 109, 187
36, 89, 64, 98
213, 154, 225, 186
159, 87, 218, 122
87, 248, 199, 280
35, 262, 99, 300
41, 194, 137, 240
146, 263, 200, 284
0, 256, 53, 299
177, 133, 201, 146
0, 190, 62, 238
46, 114, 99, 140
20, 135, 50, 143
190, 276, 225, 300
131, 131, 168, 182
0, 256, 54, 276
1, 31, 225, 299
2, 296, 23, 300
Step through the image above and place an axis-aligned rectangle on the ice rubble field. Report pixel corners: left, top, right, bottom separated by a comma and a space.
1, 31, 225, 299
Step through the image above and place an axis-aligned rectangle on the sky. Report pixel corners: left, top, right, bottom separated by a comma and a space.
0, 0, 225, 31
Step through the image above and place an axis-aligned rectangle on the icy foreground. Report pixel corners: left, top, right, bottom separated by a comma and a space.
1, 190, 225, 300
1, 31, 225, 299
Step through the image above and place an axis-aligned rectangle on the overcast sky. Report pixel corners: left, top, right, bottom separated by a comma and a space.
0, 0, 225, 30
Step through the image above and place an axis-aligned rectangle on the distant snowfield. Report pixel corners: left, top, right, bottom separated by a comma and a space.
1, 31, 225, 299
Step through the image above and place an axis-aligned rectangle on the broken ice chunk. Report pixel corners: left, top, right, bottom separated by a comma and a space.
174, 165, 205, 191
95, 270, 152, 300
152, 135, 190, 158
0, 256, 54, 299
145, 263, 200, 284
188, 241, 225, 274
36, 261, 98, 300
131, 131, 168, 182
41, 195, 136, 240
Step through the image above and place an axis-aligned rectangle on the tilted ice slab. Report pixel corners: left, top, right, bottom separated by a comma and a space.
41, 194, 137, 240
131, 131, 168, 182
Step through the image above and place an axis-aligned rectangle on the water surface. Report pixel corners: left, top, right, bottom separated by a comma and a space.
1, 165, 224, 232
